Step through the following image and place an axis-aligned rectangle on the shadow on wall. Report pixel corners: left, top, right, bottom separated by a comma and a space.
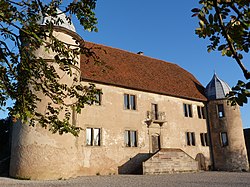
214, 150, 249, 172
0, 118, 12, 177
118, 153, 153, 175
243, 128, 250, 165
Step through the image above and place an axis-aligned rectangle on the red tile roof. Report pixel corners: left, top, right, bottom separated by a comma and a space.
80, 42, 207, 102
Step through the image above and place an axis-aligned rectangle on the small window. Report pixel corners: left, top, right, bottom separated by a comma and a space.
130, 95, 136, 110
183, 104, 193, 118
201, 107, 206, 119
72, 106, 77, 126
86, 128, 101, 146
186, 132, 195, 146
151, 103, 159, 120
88, 89, 102, 105
197, 106, 202, 119
218, 104, 225, 118
93, 89, 102, 105
200, 133, 209, 146
95, 90, 102, 105
220, 132, 228, 147
197, 106, 206, 119
124, 94, 130, 109
125, 130, 137, 147
124, 94, 136, 110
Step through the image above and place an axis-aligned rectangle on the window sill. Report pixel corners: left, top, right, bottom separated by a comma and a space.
86, 145, 102, 147
124, 146, 138, 148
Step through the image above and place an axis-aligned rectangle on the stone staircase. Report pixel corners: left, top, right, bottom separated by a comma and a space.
143, 148, 198, 174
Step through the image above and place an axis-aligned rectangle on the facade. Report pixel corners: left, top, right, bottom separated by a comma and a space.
206, 74, 249, 171
9, 13, 249, 180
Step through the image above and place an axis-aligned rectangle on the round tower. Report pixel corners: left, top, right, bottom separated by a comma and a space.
9, 10, 83, 180
206, 73, 249, 171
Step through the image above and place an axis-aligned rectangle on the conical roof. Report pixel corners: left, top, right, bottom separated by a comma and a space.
37, 9, 76, 32
205, 73, 231, 100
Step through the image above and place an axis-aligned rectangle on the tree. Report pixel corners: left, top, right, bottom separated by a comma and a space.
192, 0, 250, 106
0, 0, 103, 136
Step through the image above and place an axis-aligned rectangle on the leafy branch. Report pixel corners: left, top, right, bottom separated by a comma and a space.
0, 0, 103, 135
192, 0, 250, 106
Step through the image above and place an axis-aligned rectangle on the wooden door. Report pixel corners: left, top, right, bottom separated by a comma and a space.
195, 153, 206, 170
151, 135, 160, 153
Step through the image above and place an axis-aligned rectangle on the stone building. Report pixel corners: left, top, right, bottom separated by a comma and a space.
8, 12, 249, 180
206, 74, 249, 171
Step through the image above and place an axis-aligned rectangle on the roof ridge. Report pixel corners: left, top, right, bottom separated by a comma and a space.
84, 41, 178, 66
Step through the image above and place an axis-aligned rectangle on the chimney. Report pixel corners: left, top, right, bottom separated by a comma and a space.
137, 51, 144, 55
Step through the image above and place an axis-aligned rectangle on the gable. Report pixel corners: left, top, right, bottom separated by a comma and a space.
80, 42, 207, 102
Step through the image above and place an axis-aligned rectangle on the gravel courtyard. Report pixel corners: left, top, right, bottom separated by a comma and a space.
0, 172, 250, 187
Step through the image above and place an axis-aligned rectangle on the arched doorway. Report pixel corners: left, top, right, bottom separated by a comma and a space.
195, 153, 206, 170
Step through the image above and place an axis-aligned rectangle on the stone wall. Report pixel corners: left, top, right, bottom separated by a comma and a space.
143, 149, 198, 174
10, 81, 211, 179
207, 99, 249, 171
75, 82, 210, 176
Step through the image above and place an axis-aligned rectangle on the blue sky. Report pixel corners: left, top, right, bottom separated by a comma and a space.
1, 1, 249, 128
76, 0, 250, 128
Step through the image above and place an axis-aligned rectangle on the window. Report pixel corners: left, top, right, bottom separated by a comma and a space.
197, 106, 206, 119
124, 94, 136, 110
72, 106, 77, 126
220, 132, 228, 147
218, 104, 225, 118
186, 132, 195, 146
93, 89, 102, 105
200, 133, 209, 146
86, 128, 101, 146
151, 103, 159, 120
183, 104, 193, 117
124, 130, 137, 147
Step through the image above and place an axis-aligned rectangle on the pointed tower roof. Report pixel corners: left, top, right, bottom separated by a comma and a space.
205, 73, 231, 100
38, 9, 76, 32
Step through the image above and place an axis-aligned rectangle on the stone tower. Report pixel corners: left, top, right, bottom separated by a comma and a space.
206, 73, 249, 171
9, 10, 83, 180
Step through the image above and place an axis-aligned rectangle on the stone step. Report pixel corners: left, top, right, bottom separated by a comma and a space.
143, 148, 198, 175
